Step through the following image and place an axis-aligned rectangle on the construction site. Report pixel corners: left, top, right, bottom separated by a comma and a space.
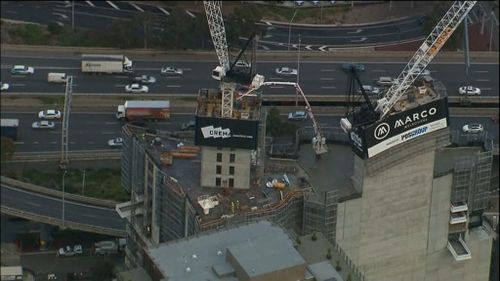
116, 1, 497, 281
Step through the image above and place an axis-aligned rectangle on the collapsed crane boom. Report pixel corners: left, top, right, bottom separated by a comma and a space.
375, 1, 476, 119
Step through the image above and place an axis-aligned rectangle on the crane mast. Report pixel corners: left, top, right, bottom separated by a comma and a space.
203, 1, 234, 118
375, 1, 476, 119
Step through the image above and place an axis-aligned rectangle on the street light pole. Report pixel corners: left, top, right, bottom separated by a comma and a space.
62, 170, 67, 228
288, 9, 298, 51
82, 169, 86, 195
72, 1, 75, 31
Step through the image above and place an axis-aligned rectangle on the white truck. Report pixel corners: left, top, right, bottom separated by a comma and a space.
92, 238, 126, 256
81, 54, 133, 74
116, 100, 170, 121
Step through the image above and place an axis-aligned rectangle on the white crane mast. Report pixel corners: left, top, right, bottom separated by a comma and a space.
204, 1, 233, 118
239, 79, 328, 156
375, 1, 476, 119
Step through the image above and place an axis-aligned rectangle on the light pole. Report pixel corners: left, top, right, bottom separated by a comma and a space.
288, 9, 298, 51
82, 169, 86, 195
62, 170, 67, 228
71, 1, 75, 31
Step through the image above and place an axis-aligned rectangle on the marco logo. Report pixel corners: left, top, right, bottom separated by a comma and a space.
201, 126, 231, 139
374, 123, 390, 140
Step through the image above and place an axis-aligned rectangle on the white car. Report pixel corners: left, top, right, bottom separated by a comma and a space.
234, 60, 251, 68
125, 83, 149, 94
161, 66, 183, 76
358, 85, 380, 95
415, 67, 431, 76
32, 120, 55, 129
57, 245, 75, 257
458, 86, 481, 96
129, 74, 156, 84
275, 67, 298, 76
38, 109, 62, 119
11, 65, 34, 75
73, 244, 83, 255
1, 82, 9, 91
108, 137, 123, 147
288, 111, 307, 121
462, 123, 484, 134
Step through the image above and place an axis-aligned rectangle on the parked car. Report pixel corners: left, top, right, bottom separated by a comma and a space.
458, 86, 481, 96
38, 109, 62, 119
125, 83, 149, 94
341, 63, 365, 72
161, 66, 183, 76
358, 85, 381, 96
108, 137, 123, 147
32, 120, 55, 129
275, 67, 298, 76
462, 123, 484, 134
288, 111, 308, 121
73, 244, 83, 255
181, 120, 196, 131
129, 74, 156, 84
1, 82, 9, 92
57, 246, 75, 257
11, 65, 34, 75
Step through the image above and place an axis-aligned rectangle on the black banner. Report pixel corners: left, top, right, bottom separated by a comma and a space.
195, 116, 259, 149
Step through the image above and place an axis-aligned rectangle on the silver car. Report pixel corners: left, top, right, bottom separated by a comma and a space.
32, 120, 55, 129
275, 67, 298, 76
125, 83, 149, 94
462, 123, 484, 134
161, 66, 183, 76
38, 109, 62, 119
108, 137, 123, 147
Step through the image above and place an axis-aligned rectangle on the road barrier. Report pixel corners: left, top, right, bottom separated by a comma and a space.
1, 176, 118, 208
8, 150, 121, 162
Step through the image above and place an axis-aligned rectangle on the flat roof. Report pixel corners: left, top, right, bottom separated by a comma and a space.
1, 266, 23, 276
1, 119, 19, 127
124, 100, 170, 108
147, 221, 305, 281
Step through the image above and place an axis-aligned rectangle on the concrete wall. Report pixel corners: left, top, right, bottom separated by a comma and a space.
424, 227, 493, 281
336, 197, 362, 263
200, 147, 251, 189
427, 174, 452, 253
355, 149, 436, 281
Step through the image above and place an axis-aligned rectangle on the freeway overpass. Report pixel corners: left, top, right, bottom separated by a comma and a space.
0, 177, 126, 237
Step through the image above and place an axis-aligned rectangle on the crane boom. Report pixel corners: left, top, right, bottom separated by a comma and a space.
375, 1, 476, 119
239, 80, 328, 156
203, 1, 230, 76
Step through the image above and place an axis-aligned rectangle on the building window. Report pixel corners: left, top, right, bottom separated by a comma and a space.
215, 177, 221, 187
216, 153, 222, 162
229, 166, 235, 175
216, 165, 222, 174
229, 153, 235, 163
229, 178, 234, 187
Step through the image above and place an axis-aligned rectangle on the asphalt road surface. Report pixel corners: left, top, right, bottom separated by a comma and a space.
1, 111, 498, 153
1, 53, 498, 96
0, 184, 126, 231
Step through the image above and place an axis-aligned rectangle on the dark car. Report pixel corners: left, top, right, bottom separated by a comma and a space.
341, 63, 365, 72
181, 121, 196, 131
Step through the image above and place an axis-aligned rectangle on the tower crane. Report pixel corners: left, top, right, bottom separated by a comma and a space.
341, 1, 476, 132
239, 78, 328, 156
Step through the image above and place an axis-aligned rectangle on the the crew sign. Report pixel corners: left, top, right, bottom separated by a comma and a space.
195, 116, 259, 149
351, 97, 449, 158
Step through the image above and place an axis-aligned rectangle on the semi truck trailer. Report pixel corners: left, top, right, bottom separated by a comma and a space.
1, 119, 19, 141
81, 54, 133, 74
116, 100, 170, 121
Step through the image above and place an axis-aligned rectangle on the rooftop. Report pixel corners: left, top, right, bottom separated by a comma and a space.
147, 220, 306, 281
196, 87, 261, 120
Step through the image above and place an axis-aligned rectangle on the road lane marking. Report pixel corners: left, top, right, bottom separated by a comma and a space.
185, 10, 196, 18
106, 1, 120, 10
475, 79, 490, 82
51, 141, 57, 144
11, 83, 26, 86
101, 132, 118, 135
270, 86, 284, 89
14, 142, 24, 145
52, 12, 68, 19
261, 45, 270, 51
371, 69, 386, 72
115, 84, 126, 87
167, 85, 181, 88
26, 201, 42, 207
33, 141, 39, 144
129, 2, 144, 12
181, 68, 191, 71
474, 70, 489, 73
321, 69, 335, 72
322, 86, 336, 89
86, 1, 95, 7
480, 88, 492, 90
165, 76, 181, 79
157, 6, 170, 16
320, 77, 334, 81
105, 122, 119, 125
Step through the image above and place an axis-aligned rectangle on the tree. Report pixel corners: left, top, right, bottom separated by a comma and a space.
1, 137, 15, 162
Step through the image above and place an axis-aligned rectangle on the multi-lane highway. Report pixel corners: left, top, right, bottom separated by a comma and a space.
1, 111, 498, 153
1, 53, 499, 96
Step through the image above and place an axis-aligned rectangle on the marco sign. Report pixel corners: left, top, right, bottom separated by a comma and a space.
350, 97, 449, 158
195, 116, 259, 149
